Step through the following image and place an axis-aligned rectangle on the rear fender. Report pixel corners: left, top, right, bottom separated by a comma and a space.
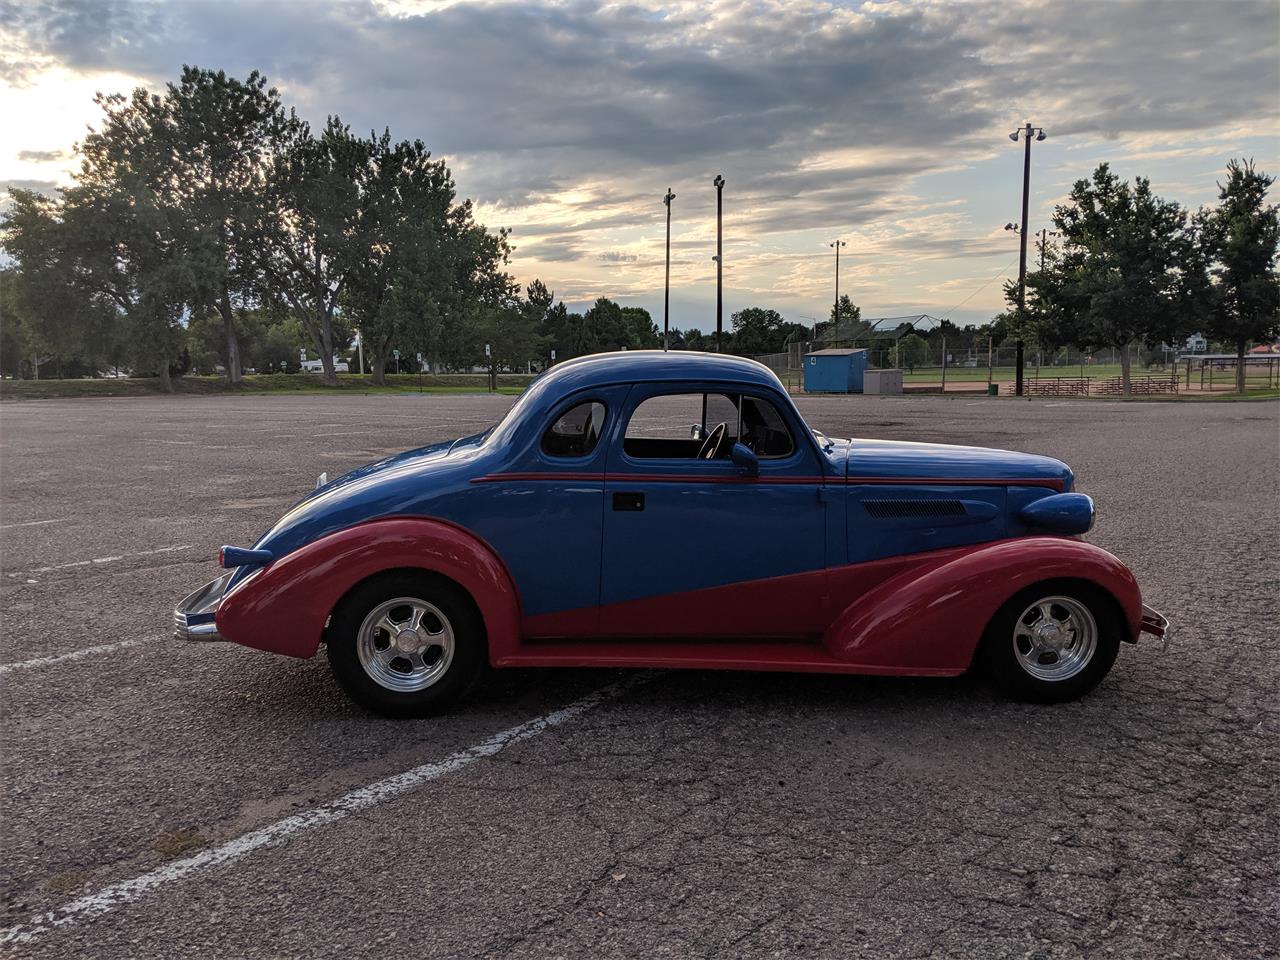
821, 537, 1142, 672
215, 517, 521, 661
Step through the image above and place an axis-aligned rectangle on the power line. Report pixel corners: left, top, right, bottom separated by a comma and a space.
939, 256, 1018, 320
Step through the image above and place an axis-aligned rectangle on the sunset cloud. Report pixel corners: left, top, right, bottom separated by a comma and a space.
2, 0, 1276, 325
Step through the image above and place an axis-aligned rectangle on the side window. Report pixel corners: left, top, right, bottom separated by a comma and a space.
621, 391, 797, 460
739, 395, 795, 458
703, 392, 740, 445
541, 401, 607, 458
624, 393, 709, 459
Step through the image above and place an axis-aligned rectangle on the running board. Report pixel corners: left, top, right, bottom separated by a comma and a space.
493, 639, 962, 677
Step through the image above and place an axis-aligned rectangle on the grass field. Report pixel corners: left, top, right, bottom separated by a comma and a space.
0, 372, 534, 400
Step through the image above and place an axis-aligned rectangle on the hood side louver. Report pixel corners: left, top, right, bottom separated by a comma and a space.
863, 499, 967, 519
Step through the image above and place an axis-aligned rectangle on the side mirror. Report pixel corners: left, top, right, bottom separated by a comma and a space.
730, 442, 759, 478
690, 423, 706, 441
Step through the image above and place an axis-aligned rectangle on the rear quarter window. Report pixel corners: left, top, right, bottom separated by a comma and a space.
541, 401, 607, 458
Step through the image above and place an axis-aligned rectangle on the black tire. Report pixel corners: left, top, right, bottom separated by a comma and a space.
325, 571, 485, 718
980, 579, 1122, 703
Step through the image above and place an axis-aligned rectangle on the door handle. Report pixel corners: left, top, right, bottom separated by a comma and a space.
612, 491, 644, 511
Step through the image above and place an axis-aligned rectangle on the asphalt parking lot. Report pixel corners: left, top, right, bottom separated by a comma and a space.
1, 391, 1277, 959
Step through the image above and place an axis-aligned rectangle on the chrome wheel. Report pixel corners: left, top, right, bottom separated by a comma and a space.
1012, 595, 1097, 682
356, 597, 455, 693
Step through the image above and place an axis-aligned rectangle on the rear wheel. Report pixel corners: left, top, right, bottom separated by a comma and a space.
326, 572, 484, 717
982, 581, 1121, 703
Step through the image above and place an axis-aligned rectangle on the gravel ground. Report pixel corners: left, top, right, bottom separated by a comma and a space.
1, 392, 1277, 960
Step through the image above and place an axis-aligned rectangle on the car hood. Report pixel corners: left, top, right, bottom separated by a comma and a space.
299, 430, 489, 503
239, 430, 492, 577
841, 438, 1073, 489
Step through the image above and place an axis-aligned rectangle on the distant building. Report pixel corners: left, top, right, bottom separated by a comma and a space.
1184, 333, 1208, 353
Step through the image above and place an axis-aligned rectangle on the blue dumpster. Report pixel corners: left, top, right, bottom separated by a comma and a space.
803, 348, 868, 393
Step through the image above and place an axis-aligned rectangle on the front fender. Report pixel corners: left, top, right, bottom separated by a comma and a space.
821, 537, 1142, 673
215, 517, 522, 661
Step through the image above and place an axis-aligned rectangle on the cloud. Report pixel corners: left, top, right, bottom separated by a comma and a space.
3, 0, 1277, 326
16, 148, 65, 162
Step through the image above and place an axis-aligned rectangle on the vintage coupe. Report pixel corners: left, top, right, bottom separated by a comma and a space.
176, 352, 1168, 716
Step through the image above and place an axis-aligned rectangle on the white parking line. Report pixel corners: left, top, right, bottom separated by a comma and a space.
7, 545, 194, 578
0, 674, 650, 945
0, 518, 72, 530
0, 637, 155, 675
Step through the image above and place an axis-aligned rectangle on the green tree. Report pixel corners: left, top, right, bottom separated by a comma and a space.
828, 294, 861, 326
574, 298, 629, 354
730, 307, 783, 354
342, 134, 455, 383
1199, 159, 1280, 393
164, 67, 300, 383
620, 306, 660, 349
0, 191, 113, 377
1038, 164, 1203, 394
470, 302, 548, 375
897, 332, 928, 372
257, 117, 376, 385
67, 90, 194, 389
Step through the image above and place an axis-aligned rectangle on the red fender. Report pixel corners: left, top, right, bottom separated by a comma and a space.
821, 537, 1142, 672
216, 517, 522, 661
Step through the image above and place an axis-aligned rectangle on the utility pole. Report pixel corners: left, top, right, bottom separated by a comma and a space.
713, 174, 725, 353
830, 240, 846, 335
1009, 121, 1046, 397
663, 188, 675, 351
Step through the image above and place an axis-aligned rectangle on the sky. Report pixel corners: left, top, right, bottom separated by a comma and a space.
2, 0, 1278, 331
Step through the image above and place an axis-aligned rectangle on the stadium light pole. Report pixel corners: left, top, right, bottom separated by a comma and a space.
713, 174, 725, 353
829, 239, 846, 334
1009, 122, 1046, 397
663, 187, 675, 351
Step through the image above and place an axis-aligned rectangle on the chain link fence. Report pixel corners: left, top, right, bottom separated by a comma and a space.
751, 341, 1280, 396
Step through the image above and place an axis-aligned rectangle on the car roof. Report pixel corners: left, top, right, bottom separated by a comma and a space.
537, 350, 785, 393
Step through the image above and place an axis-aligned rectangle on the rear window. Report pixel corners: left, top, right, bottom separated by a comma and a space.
541, 401, 607, 458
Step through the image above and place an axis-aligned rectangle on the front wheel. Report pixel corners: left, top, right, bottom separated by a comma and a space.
981, 581, 1122, 703
326, 572, 485, 717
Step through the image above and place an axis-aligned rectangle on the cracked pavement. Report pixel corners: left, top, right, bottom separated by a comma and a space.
1, 393, 1276, 958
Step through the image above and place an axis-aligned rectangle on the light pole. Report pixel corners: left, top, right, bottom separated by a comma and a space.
829, 239, 846, 336
663, 187, 675, 351
1009, 121, 1046, 397
713, 174, 725, 353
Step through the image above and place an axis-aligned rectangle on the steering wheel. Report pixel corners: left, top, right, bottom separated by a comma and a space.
697, 422, 727, 460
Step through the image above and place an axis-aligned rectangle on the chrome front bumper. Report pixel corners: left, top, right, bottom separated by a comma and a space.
1139, 603, 1171, 652
174, 573, 233, 642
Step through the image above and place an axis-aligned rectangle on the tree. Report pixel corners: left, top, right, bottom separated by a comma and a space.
575, 298, 628, 354
897, 332, 928, 372
257, 117, 376, 385
1037, 164, 1203, 395
828, 294, 861, 327
1199, 159, 1280, 393
30, 87, 194, 390
164, 67, 299, 383
342, 134, 456, 384
0, 191, 115, 377
470, 302, 548, 375
620, 306, 660, 349
729, 307, 782, 354
818, 294, 865, 341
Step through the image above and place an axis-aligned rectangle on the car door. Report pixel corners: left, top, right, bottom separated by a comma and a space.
598, 383, 830, 638
465, 387, 622, 639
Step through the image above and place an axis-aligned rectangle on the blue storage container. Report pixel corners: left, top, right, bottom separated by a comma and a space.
803, 348, 868, 393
